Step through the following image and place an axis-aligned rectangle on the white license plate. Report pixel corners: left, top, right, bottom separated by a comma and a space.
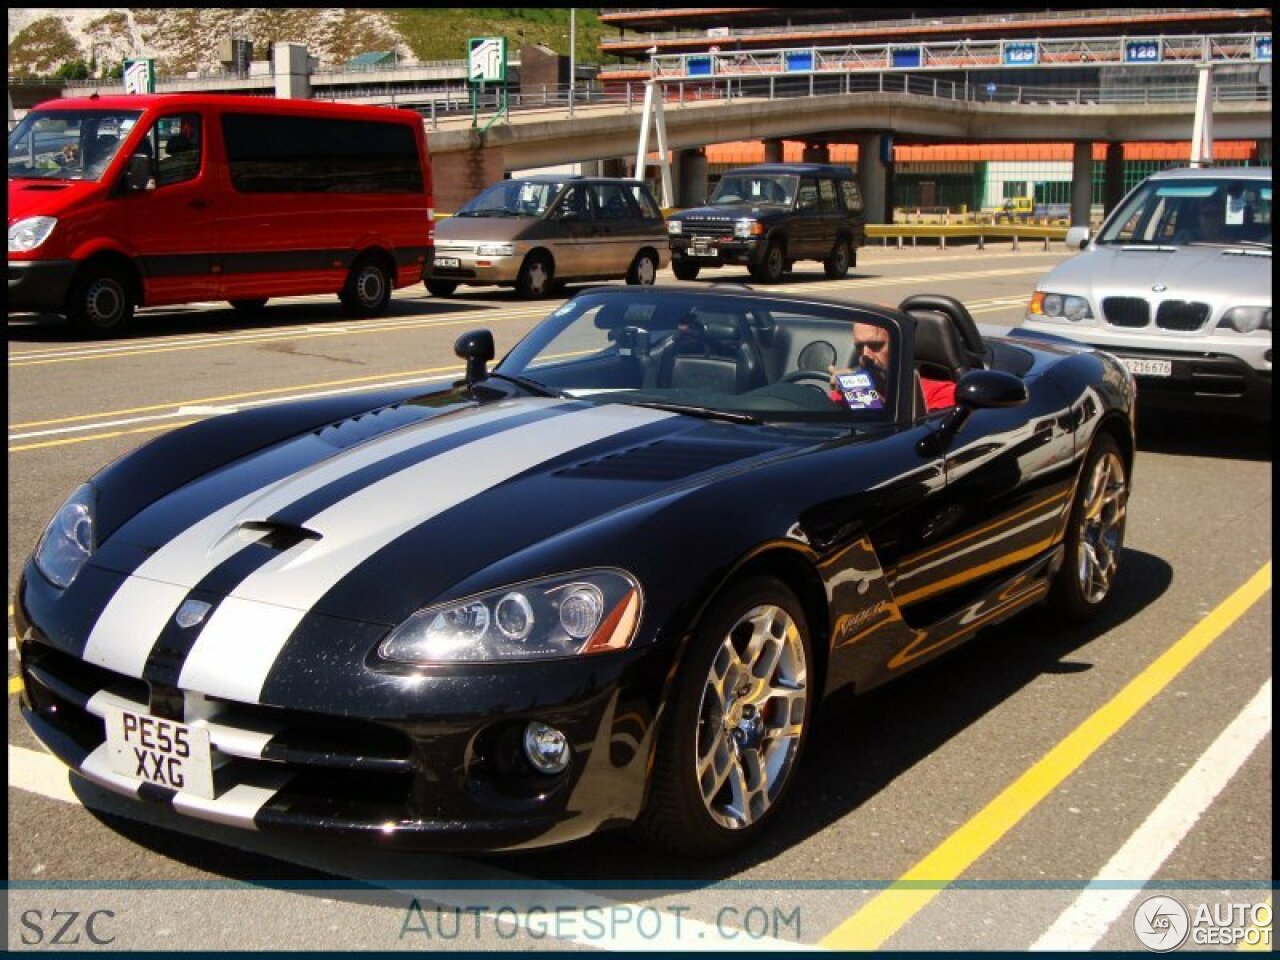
105, 707, 214, 798
691, 240, 719, 258
435, 257, 461, 269
1120, 357, 1173, 377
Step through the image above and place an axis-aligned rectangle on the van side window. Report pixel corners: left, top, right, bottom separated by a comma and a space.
154, 114, 202, 187
839, 180, 862, 213
556, 185, 596, 221
592, 183, 638, 221
796, 179, 819, 212
629, 185, 663, 220
817, 179, 839, 213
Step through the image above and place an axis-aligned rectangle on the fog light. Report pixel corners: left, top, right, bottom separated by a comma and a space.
523, 721, 570, 774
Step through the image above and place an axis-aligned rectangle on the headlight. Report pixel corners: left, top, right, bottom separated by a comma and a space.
8, 216, 57, 253
475, 243, 515, 257
1218, 307, 1272, 334
1029, 290, 1093, 322
34, 484, 96, 589
377, 568, 642, 664
667, 221, 682, 235
733, 219, 763, 239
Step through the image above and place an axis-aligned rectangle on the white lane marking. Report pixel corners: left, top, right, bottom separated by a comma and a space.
1031, 678, 1272, 950
83, 399, 567, 678
8, 743, 811, 949
179, 404, 678, 704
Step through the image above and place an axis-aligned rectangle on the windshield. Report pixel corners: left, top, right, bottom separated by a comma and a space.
455, 179, 564, 217
8, 109, 142, 182
709, 174, 797, 207
495, 289, 900, 424
1097, 176, 1272, 248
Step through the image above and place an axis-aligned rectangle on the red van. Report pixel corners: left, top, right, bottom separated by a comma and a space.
8, 94, 434, 335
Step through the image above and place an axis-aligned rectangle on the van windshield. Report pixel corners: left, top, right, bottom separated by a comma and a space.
8, 109, 142, 182
455, 179, 565, 217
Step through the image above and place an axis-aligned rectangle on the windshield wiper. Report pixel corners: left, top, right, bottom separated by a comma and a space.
626, 400, 760, 424
1119, 243, 1176, 252
486, 372, 565, 397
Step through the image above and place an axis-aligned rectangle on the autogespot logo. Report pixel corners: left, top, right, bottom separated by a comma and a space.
1134, 895, 1191, 952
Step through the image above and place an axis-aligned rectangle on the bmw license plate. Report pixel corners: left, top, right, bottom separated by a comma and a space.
435, 257, 461, 269
105, 707, 215, 798
1119, 357, 1172, 377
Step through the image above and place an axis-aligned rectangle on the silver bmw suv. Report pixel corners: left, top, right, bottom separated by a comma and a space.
1024, 166, 1271, 419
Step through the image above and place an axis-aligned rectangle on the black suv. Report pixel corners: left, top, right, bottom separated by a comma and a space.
666, 163, 866, 284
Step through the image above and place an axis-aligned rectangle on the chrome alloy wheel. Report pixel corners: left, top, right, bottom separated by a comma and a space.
1076, 448, 1128, 604
694, 604, 808, 830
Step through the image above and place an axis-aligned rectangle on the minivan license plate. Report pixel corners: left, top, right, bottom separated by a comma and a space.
1119, 357, 1172, 377
435, 257, 461, 269
105, 707, 214, 798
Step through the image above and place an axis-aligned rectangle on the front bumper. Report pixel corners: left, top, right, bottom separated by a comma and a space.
429, 250, 524, 287
669, 236, 764, 267
7, 258, 77, 314
15, 569, 664, 851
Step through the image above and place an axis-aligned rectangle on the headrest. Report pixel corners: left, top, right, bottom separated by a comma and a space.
912, 310, 968, 377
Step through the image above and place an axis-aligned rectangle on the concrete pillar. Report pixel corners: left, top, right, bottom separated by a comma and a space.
600, 157, 627, 178
1070, 141, 1093, 228
802, 142, 830, 163
855, 133, 889, 225
1103, 143, 1125, 217
673, 147, 708, 209
578, 159, 603, 176
762, 138, 784, 163
273, 42, 311, 99
1257, 139, 1272, 165
431, 136, 506, 214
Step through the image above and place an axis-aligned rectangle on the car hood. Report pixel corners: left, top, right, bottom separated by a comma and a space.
1043, 245, 1272, 301
90, 397, 805, 627
435, 215, 533, 242
672, 202, 787, 221
8, 177, 103, 222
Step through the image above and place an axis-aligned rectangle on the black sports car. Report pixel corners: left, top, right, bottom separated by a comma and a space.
16, 286, 1136, 857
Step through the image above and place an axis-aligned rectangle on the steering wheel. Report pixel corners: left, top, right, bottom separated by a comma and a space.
780, 368, 833, 395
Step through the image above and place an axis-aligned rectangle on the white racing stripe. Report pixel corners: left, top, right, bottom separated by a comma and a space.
179, 403, 677, 704
83, 399, 571, 679
1031, 678, 1272, 950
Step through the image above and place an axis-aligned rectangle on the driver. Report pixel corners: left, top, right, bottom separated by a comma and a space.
829, 322, 956, 412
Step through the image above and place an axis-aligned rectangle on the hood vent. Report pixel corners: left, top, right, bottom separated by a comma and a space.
555, 436, 784, 482
237, 521, 321, 552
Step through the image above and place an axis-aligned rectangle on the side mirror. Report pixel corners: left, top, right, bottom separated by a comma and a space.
454, 329, 495, 387
955, 369, 1029, 409
1065, 225, 1091, 251
126, 153, 152, 191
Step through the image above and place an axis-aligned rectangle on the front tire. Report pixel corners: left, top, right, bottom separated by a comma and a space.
626, 250, 659, 285
672, 260, 701, 282
748, 241, 786, 284
636, 576, 813, 857
339, 256, 393, 317
425, 279, 458, 297
1049, 433, 1128, 621
515, 252, 554, 299
67, 266, 134, 336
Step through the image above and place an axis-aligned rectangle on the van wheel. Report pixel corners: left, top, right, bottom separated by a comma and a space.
672, 261, 701, 281
823, 239, 851, 279
426, 279, 458, 297
626, 250, 659, 285
340, 257, 393, 317
68, 266, 134, 336
748, 241, 786, 284
229, 298, 269, 314
515, 252, 553, 299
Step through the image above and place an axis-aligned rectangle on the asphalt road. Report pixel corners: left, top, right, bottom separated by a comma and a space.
7, 246, 1272, 952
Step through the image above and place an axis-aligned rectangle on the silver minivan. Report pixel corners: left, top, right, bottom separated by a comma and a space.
428, 175, 670, 299
1024, 166, 1271, 418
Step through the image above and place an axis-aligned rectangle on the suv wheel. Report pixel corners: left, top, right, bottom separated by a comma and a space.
823, 239, 851, 279
749, 242, 786, 284
672, 261, 701, 282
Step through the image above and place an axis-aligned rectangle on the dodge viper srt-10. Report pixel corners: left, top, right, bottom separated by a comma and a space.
16, 286, 1136, 857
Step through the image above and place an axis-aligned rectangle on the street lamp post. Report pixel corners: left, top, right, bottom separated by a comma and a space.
569, 8, 576, 115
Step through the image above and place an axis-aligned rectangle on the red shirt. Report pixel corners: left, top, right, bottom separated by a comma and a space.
829, 376, 956, 411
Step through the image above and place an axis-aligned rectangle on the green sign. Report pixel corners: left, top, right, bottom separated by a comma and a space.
123, 58, 156, 94
468, 37, 506, 84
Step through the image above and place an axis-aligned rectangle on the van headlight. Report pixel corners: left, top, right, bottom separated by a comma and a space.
1218, 307, 1271, 334
377, 569, 642, 664
34, 484, 96, 589
9, 216, 57, 253
475, 243, 515, 257
1029, 291, 1093, 322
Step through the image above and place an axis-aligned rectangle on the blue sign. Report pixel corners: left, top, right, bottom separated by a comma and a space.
1124, 39, 1162, 63
1003, 42, 1038, 66
891, 46, 921, 68
686, 55, 713, 77
1256, 36, 1272, 62
784, 50, 814, 72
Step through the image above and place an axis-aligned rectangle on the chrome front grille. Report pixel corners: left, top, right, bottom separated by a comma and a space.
1156, 300, 1211, 331
682, 221, 737, 238
1102, 297, 1150, 327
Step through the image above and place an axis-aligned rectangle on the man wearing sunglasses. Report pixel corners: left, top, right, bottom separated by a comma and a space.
829, 322, 957, 412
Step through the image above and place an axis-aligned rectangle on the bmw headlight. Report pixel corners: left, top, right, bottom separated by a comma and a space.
34, 484, 96, 589
378, 568, 642, 664
9, 216, 57, 253
1029, 291, 1093, 322
733, 219, 763, 239
1218, 307, 1271, 334
667, 220, 682, 235
475, 243, 515, 257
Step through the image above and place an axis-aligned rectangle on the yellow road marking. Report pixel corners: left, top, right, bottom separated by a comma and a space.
9, 676, 22, 695
820, 561, 1272, 950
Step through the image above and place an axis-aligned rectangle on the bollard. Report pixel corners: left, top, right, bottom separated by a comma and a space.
940, 234, 946, 249
978, 234, 985, 250
1012, 234, 1020, 251
1043, 236, 1050, 251
897, 236, 903, 250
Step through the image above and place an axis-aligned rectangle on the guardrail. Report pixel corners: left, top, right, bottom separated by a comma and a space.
867, 223, 1070, 251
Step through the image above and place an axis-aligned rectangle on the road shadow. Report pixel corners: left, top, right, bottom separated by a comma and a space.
1136, 407, 1271, 462
73, 549, 1171, 892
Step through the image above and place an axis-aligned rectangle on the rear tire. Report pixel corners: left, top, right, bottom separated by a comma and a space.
626, 250, 659, 285
515, 252, 554, 299
1048, 433, 1128, 621
425, 279, 458, 297
672, 261, 701, 282
229, 298, 269, 314
67, 266, 134, 336
823, 239, 851, 279
339, 256, 393, 317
